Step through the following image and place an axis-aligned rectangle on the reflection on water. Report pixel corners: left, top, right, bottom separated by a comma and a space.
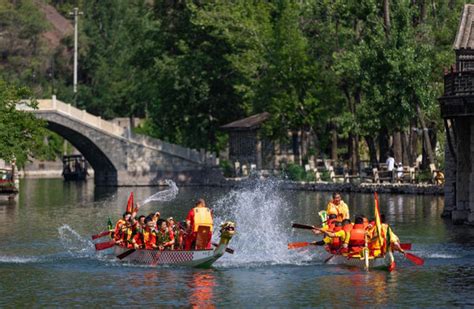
0, 178, 473, 307
188, 271, 216, 308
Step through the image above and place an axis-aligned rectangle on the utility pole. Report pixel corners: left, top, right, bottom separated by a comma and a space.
69, 7, 83, 99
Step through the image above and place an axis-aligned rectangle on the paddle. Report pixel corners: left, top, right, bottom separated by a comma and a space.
117, 248, 136, 260
212, 243, 234, 254
288, 241, 314, 249
94, 240, 115, 251
324, 255, 334, 263
291, 223, 316, 230
404, 252, 424, 265
400, 243, 412, 250
91, 230, 110, 240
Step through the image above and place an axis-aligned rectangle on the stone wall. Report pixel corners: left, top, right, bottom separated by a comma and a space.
223, 178, 444, 195
443, 136, 456, 218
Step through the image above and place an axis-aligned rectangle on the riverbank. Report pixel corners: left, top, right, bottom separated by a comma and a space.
223, 178, 444, 195
17, 170, 444, 195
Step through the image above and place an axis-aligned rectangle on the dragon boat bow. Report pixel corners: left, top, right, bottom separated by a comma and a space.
113, 221, 235, 268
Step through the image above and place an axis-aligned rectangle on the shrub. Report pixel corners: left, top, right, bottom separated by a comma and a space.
219, 159, 233, 177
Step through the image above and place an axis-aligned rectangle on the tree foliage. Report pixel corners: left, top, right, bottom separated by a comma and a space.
0, 0, 467, 162
0, 80, 46, 166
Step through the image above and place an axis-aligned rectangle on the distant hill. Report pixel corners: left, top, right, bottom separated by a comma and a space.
35, 1, 73, 49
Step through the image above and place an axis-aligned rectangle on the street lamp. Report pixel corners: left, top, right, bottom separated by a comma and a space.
69, 7, 83, 100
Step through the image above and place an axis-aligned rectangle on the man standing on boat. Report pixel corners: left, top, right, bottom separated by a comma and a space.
326, 192, 350, 221
185, 199, 213, 250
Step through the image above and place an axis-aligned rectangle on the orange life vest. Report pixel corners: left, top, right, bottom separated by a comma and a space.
349, 223, 366, 247
142, 229, 157, 249
114, 219, 126, 241
193, 207, 213, 233
343, 224, 353, 233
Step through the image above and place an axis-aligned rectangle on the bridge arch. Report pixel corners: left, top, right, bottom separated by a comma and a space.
45, 120, 118, 186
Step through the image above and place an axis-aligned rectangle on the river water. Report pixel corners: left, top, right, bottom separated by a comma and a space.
0, 178, 473, 307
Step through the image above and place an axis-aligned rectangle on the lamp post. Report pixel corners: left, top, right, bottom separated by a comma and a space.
69, 7, 83, 101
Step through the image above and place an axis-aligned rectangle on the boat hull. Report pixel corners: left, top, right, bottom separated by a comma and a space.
113, 245, 226, 268
324, 253, 394, 271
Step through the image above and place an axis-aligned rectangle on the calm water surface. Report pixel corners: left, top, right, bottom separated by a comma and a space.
0, 178, 473, 307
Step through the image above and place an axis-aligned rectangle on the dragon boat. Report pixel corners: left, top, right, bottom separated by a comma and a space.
322, 247, 396, 271
111, 221, 235, 268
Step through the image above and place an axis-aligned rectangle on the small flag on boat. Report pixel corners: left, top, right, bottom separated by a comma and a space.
318, 210, 328, 228
126, 192, 134, 213
107, 217, 113, 231
374, 193, 385, 254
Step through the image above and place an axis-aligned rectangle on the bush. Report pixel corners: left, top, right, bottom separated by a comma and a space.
283, 163, 315, 181
415, 170, 432, 183
219, 159, 233, 177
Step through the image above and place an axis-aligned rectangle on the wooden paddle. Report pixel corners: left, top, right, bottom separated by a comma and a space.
291, 223, 316, 230
212, 243, 234, 254
400, 243, 412, 250
91, 230, 110, 240
287, 241, 314, 249
94, 240, 115, 251
404, 252, 424, 265
324, 255, 334, 263
117, 248, 136, 260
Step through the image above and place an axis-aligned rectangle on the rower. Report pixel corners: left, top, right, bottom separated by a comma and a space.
132, 217, 158, 249
313, 214, 338, 236
326, 192, 350, 221
185, 199, 213, 250
113, 212, 131, 244
374, 214, 404, 254
346, 216, 367, 255
316, 221, 348, 253
156, 219, 175, 250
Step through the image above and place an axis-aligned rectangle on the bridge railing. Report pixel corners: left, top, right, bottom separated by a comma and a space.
21, 97, 218, 166
36, 98, 126, 136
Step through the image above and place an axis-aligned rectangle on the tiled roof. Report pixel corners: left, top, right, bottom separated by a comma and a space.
221, 112, 270, 130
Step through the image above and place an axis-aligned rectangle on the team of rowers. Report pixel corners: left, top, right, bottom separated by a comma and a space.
312, 192, 405, 257
112, 198, 214, 251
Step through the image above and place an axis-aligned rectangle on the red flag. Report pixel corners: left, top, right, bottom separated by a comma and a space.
126, 192, 134, 213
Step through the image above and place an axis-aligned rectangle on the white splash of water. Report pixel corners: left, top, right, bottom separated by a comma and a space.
0, 256, 41, 264
213, 179, 317, 267
58, 224, 95, 258
425, 253, 459, 259
142, 180, 179, 205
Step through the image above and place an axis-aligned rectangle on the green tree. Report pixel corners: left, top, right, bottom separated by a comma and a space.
0, 80, 46, 166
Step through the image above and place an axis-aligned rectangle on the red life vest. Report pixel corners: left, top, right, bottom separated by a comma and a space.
349, 224, 366, 247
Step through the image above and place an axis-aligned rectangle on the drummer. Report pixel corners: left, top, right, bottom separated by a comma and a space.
326, 192, 350, 221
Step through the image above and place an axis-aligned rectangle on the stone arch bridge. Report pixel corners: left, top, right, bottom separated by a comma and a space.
19, 97, 223, 186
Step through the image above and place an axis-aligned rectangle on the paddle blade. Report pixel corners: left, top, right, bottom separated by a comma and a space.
288, 242, 310, 249
291, 223, 315, 230
91, 230, 110, 240
388, 261, 396, 272
94, 240, 115, 251
324, 255, 334, 263
405, 252, 424, 266
117, 249, 136, 260
212, 243, 235, 254
399, 243, 412, 250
